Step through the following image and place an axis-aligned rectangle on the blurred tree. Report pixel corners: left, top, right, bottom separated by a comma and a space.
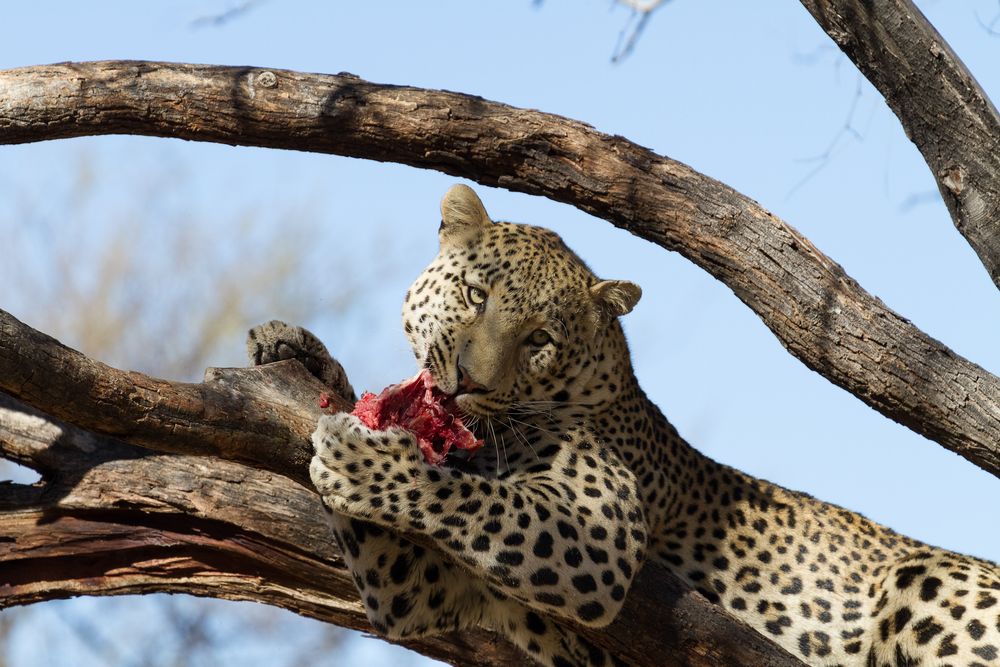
0, 154, 421, 667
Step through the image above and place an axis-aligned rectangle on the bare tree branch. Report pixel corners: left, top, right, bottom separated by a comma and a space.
190, 1, 266, 29
976, 1, 1000, 37
0, 394, 516, 667
799, 0, 1000, 290
0, 61, 997, 480
611, 0, 673, 63
0, 318, 804, 666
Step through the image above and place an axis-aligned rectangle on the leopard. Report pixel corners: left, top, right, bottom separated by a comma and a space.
248, 184, 1000, 666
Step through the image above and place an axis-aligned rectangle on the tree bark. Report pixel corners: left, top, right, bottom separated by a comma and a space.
0, 393, 520, 667
0, 311, 804, 666
0, 61, 998, 480
799, 0, 1000, 291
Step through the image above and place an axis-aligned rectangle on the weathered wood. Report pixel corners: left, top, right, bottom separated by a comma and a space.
800, 0, 1000, 291
0, 62, 997, 479
0, 345, 804, 666
0, 309, 331, 488
0, 394, 518, 667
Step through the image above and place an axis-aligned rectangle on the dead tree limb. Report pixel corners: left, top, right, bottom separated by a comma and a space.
0, 393, 519, 667
799, 0, 1000, 290
0, 60, 998, 478
0, 311, 804, 666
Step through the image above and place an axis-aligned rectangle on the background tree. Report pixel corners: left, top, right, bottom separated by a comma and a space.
0, 155, 398, 666
0, 1, 995, 667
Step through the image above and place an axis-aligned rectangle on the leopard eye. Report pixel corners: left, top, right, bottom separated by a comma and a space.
527, 329, 552, 347
467, 285, 488, 307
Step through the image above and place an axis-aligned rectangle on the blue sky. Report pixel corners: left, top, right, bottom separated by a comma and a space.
2, 1, 998, 665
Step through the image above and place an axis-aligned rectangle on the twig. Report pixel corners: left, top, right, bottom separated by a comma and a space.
190, 1, 266, 29
611, 0, 672, 63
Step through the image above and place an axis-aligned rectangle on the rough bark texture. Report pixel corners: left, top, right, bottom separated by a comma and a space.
0, 310, 804, 667
800, 0, 1000, 291
0, 393, 519, 667
0, 61, 997, 480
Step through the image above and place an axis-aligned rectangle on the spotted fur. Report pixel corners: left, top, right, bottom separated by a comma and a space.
250, 185, 999, 666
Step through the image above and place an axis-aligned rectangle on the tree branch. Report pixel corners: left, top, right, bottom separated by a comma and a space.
0, 314, 804, 666
799, 0, 1000, 290
0, 60, 997, 480
0, 394, 516, 667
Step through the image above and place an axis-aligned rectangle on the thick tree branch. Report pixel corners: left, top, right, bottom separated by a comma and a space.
0, 309, 324, 487
800, 0, 1000, 290
0, 318, 804, 666
0, 60, 997, 479
0, 394, 517, 667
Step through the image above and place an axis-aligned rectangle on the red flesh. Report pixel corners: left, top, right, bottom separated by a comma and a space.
351, 369, 483, 465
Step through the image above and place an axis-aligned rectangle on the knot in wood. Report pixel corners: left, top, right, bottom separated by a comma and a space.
256, 71, 277, 89
939, 164, 966, 197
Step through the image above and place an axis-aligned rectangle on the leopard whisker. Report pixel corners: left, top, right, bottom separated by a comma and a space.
505, 414, 561, 440
506, 416, 540, 462
499, 426, 511, 474
486, 417, 505, 474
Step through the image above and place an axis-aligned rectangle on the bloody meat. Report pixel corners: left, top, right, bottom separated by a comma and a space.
351, 369, 483, 465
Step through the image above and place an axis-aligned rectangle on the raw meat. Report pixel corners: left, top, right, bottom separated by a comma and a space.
350, 370, 483, 465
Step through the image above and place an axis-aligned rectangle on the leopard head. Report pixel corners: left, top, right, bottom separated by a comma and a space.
402, 184, 640, 417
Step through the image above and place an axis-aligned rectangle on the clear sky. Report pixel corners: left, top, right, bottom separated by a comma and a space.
2, 1, 998, 665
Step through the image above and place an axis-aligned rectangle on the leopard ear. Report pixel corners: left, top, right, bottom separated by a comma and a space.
590, 280, 642, 319
439, 184, 493, 241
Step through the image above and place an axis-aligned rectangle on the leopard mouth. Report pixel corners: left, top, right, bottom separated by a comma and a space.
416, 372, 492, 448
418, 361, 476, 414
420, 351, 506, 422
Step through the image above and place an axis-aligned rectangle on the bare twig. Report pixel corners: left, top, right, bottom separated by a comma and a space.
787, 74, 872, 197
612, 0, 673, 63
190, 1, 266, 29
975, 1, 1000, 36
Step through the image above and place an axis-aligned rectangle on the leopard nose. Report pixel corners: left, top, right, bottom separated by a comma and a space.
456, 364, 488, 394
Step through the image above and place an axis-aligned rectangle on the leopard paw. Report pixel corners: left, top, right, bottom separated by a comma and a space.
247, 320, 356, 401
310, 413, 420, 518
